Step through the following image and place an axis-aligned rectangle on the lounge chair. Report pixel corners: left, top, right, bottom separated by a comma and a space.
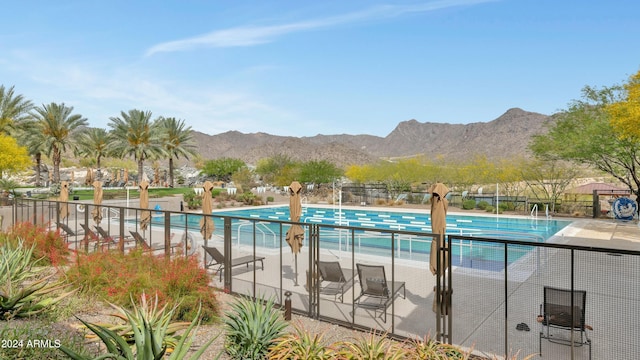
129, 231, 181, 254
202, 246, 265, 281
354, 263, 406, 322
56, 221, 78, 237
79, 223, 101, 249
538, 286, 592, 360
316, 261, 356, 302
95, 226, 134, 249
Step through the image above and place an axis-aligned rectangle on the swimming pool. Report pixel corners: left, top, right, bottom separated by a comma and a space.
151, 205, 572, 270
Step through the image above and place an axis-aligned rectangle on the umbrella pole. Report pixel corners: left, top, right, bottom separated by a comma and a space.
294, 254, 299, 286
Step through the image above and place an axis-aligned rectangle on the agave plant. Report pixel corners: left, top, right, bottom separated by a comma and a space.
335, 330, 407, 360
404, 334, 470, 360
223, 294, 288, 360
59, 293, 220, 360
0, 240, 75, 320
267, 320, 337, 359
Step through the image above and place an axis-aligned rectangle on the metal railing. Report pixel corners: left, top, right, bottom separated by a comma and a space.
8, 198, 640, 359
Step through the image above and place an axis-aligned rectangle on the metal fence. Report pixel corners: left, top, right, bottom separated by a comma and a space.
8, 198, 640, 359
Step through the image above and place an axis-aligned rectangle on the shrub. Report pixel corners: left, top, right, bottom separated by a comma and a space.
183, 190, 202, 209
268, 321, 336, 359
224, 295, 288, 360
477, 201, 490, 210
336, 330, 406, 359
462, 199, 476, 210
403, 334, 469, 359
64, 250, 219, 323
1, 222, 69, 266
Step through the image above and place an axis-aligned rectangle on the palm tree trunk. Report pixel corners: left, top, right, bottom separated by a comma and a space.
35, 153, 42, 187
169, 157, 174, 188
138, 159, 144, 185
53, 147, 61, 183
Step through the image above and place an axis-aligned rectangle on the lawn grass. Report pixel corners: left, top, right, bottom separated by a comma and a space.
70, 187, 192, 200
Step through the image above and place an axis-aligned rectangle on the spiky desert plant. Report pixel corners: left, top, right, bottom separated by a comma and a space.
267, 320, 337, 359
223, 294, 288, 360
404, 333, 470, 360
59, 293, 220, 359
335, 330, 407, 360
0, 240, 75, 320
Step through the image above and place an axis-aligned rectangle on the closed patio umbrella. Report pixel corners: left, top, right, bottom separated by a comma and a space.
139, 180, 150, 231
59, 181, 69, 220
285, 181, 304, 286
91, 180, 103, 225
85, 168, 93, 185
429, 182, 449, 276
123, 168, 129, 185
429, 182, 451, 318
199, 181, 215, 240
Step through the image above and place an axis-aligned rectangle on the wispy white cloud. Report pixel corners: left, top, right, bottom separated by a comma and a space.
145, 0, 496, 56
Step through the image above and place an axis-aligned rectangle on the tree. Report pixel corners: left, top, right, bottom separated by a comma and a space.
0, 85, 33, 135
158, 117, 197, 187
0, 134, 31, 178
201, 157, 246, 183
255, 155, 296, 185
108, 110, 165, 183
298, 160, 343, 185
16, 120, 47, 186
30, 103, 88, 183
529, 77, 640, 213
520, 159, 579, 214
607, 70, 640, 140
75, 128, 109, 171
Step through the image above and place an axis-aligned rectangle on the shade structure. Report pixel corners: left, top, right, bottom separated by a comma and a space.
139, 180, 150, 231
91, 180, 103, 225
199, 181, 215, 240
429, 182, 449, 276
59, 181, 69, 220
285, 181, 304, 254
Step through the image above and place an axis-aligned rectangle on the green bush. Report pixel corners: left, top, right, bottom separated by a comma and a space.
183, 189, 202, 209
477, 201, 490, 210
462, 199, 476, 210
224, 295, 288, 360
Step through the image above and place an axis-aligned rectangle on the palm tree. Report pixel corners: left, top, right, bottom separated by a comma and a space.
75, 128, 109, 172
17, 121, 47, 186
30, 103, 88, 183
0, 85, 33, 135
107, 109, 165, 183
158, 117, 197, 187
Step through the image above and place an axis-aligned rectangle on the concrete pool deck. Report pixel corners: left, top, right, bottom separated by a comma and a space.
196, 215, 640, 359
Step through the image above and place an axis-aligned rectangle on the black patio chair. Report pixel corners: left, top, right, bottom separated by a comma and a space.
539, 286, 592, 360
354, 263, 405, 322
202, 246, 265, 281
316, 261, 356, 303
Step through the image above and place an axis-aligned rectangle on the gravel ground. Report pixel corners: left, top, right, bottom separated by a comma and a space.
54, 290, 367, 359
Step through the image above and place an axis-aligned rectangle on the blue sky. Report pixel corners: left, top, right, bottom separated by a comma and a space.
2, 0, 639, 137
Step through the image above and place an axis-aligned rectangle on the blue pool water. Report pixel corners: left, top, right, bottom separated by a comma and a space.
152, 206, 572, 270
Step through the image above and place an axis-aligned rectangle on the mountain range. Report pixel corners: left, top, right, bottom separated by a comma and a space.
191, 108, 554, 167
